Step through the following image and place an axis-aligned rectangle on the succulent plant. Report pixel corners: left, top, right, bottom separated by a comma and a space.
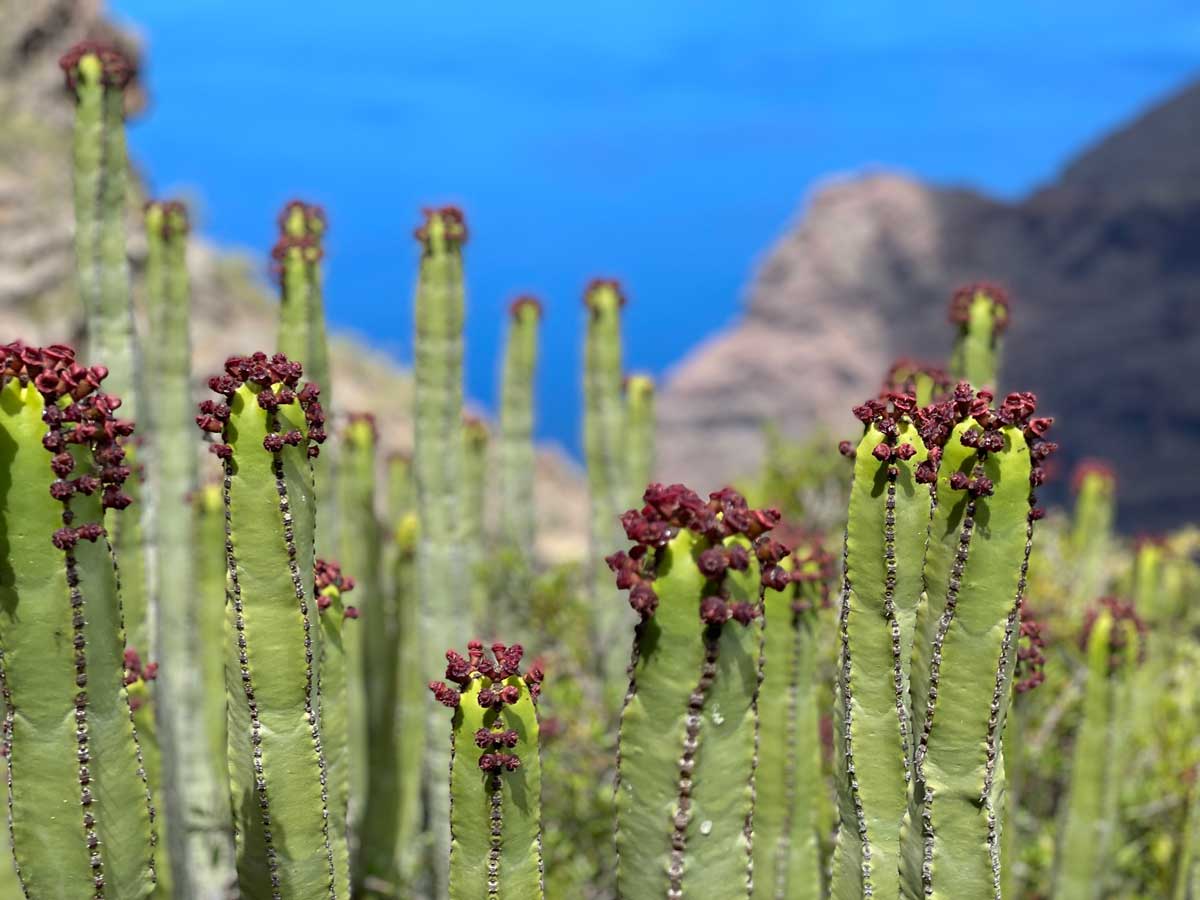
624, 373, 657, 502
1069, 459, 1117, 606
0, 341, 156, 898
948, 283, 1009, 391
462, 415, 490, 631
429, 641, 545, 899
498, 296, 542, 570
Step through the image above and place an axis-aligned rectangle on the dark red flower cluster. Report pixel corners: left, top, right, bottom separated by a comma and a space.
785, 530, 836, 614
850, 392, 923, 476
1070, 458, 1116, 494
122, 647, 158, 711
1, 342, 136, 545
1015, 601, 1046, 694
413, 206, 468, 246
345, 411, 378, 442
59, 40, 136, 91
1080, 596, 1147, 673
277, 199, 326, 234
429, 640, 544, 774
948, 281, 1010, 333
509, 295, 544, 320
197, 352, 326, 459
606, 483, 788, 625
883, 357, 952, 402
269, 234, 323, 282
583, 278, 627, 310
314, 558, 357, 617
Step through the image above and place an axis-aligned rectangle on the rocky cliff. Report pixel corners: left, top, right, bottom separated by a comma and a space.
660, 82, 1200, 532
0, 0, 588, 561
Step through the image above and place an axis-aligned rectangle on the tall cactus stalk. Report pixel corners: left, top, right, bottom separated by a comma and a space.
624, 373, 656, 497
194, 483, 232, 823
753, 533, 834, 900
413, 206, 469, 880
0, 342, 156, 898
1068, 460, 1117, 606
144, 201, 236, 898
390, 514, 425, 892
315, 560, 358, 899
584, 279, 630, 678
947, 283, 1009, 391
498, 296, 541, 570
608, 484, 792, 899
60, 42, 141, 413
195, 352, 345, 898
1054, 599, 1143, 900
899, 385, 1053, 899
463, 415, 489, 631
429, 641, 545, 900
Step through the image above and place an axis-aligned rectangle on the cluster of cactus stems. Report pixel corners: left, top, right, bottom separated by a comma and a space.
948, 282, 1009, 390
429, 641, 545, 899
831, 378, 1056, 900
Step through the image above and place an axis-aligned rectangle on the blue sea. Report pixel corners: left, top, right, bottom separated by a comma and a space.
110, 1, 1200, 455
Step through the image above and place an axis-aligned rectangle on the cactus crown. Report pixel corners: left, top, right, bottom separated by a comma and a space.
414, 206, 468, 248
606, 483, 790, 624
583, 277, 626, 312
59, 39, 136, 91
1080, 597, 1147, 671
144, 200, 190, 238
1015, 601, 1047, 693
883, 357, 952, 405
196, 352, 326, 460
948, 281, 1010, 333
314, 558, 356, 617
509, 294, 543, 320
1071, 457, 1117, 493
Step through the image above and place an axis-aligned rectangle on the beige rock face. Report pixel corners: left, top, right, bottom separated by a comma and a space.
660, 84, 1200, 532
0, 0, 588, 562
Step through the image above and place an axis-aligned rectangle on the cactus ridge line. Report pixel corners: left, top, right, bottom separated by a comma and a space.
487, 774, 503, 896
884, 476, 913, 782
270, 452, 338, 897
771, 603, 803, 900
0, 656, 18, 893
744, 586, 767, 899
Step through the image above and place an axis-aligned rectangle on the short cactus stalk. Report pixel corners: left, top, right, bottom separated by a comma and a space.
196, 352, 346, 898
1054, 599, 1144, 900
584, 279, 631, 675
498, 296, 541, 570
947, 283, 1009, 391
1068, 459, 1117, 606
883, 359, 951, 408
899, 384, 1054, 899
314, 559, 358, 899
831, 391, 932, 900
0, 342, 156, 898
624, 373, 657, 498
60, 42, 142, 415
752, 532, 834, 900
609, 484, 792, 899
429, 641, 545, 900
123, 649, 168, 896
390, 514, 425, 892
463, 415, 490, 630
413, 207, 469, 873
144, 200, 236, 898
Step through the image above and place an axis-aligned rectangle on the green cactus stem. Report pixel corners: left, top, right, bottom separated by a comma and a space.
584, 279, 631, 679
753, 532, 834, 900
900, 384, 1054, 900
60, 42, 141, 414
193, 484, 231, 822
122, 650, 168, 897
429, 641, 545, 900
144, 200, 236, 898
498, 296, 541, 570
413, 207, 469, 877
463, 415, 490, 630
1054, 599, 1143, 900
1068, 460, 1117, 606
625, 373, 657, 499
386, 453, 414, 523
314, 560, 357, 899
0, 342, 156, 898
883, 359, 951, 408
831, 391, 932, 900
609, 484, 792, 899
947, 283, 1009, 391
110, 442, 149, 651
197, 351, 345, 898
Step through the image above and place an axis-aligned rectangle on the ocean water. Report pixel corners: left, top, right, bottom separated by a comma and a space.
109, 0, 1200, 455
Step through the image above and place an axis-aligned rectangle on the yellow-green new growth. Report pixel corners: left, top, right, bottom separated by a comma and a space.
948, 283, 1009, 391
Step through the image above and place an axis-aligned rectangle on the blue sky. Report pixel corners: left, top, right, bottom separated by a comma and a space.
110, 1, 1200, 454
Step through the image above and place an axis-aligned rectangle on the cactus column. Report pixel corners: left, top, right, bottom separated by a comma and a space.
0, 342, 155, 897
197, 352, 344, 898
609, 484, 792, 899
412, 207, 469, 883
625, 373, 656, 498
1068, 460, 1117, 607
947, 283, 1009, 391
144, 201, 236, 898
498, 296, 541, 571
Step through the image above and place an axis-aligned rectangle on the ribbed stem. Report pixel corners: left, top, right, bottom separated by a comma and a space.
462, 417, 489, 631
497, 298, 540, 568
624, 373, 656, 498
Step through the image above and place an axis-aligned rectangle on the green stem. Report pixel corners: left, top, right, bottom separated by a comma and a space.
624, 373, 656, 500
498, 297, 541, 567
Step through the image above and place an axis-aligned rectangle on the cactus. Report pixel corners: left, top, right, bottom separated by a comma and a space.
463, 415, 490, 630
608, 484, 792, 899
948, 283, 1009, 391
59, 42, 141, 415
111, 442, 150, 651
899, 385, 1053, 899
386, 453, 414, 523
413, 207, 469, 874
144, 200, 236, 898
831, 391, 932, 900
1068, 460, 1117, 605
122, 649, 168, 896
196, 351, 346, 898
1054, 599, 1144, 900
314, 559, 358, 899
193, 484, 232, 823
429, 641, 545, 900
625, 373, 657, 498
0, 342, 156, 898
883, 359, 951, 408
752, 532, 834, 900
498, 296, 542, 569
